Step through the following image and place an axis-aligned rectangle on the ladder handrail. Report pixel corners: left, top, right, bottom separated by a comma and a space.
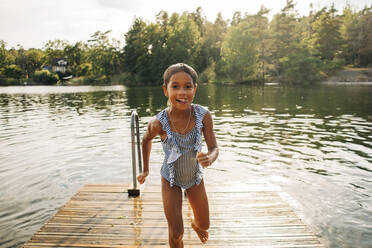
130, 110, 142, 196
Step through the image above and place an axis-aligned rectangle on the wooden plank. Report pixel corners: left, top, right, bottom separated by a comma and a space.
24, 244, 326, 248
62, 203, 291, 211
48, 216, 305, 226
24, 245, 326, 248
38, 225, 313, 235
22, 183, 325, 247
26, 236, 323, 246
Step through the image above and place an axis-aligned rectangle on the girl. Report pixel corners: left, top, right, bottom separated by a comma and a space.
137, 63, 219, 247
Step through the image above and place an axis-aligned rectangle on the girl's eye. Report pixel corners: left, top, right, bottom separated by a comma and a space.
172, 85, 178, 89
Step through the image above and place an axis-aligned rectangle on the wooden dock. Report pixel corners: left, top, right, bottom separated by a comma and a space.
22, 182, 325, 247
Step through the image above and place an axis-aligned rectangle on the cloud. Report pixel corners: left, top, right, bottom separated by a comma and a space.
1, 0, 371, 49
97, 0, 144, 13
0, 0, 134, 48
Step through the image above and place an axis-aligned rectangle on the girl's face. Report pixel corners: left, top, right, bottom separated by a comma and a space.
163, 71, 197, 110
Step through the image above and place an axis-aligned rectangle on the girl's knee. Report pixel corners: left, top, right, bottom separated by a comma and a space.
169, 227, 184, 242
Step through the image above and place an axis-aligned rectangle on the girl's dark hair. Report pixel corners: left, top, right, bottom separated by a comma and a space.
163, 63, 198, 87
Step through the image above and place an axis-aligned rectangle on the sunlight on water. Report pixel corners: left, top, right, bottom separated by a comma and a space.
0, 85, 125, 94
0, 84, 371, 248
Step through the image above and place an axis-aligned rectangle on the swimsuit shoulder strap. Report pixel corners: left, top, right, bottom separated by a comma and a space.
193, 104, 208, 129
192, 104, 209, 151
156, 109, 172, 135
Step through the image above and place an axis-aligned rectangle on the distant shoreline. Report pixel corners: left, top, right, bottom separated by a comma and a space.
325, 67, 372, 83
2, 67, 372, 87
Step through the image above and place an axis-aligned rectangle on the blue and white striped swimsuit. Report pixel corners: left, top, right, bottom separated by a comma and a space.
156, 104, 208, 189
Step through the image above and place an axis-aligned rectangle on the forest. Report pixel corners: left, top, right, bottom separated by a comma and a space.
0, 0, 371, 86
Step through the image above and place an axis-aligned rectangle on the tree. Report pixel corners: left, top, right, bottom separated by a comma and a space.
23, 49, 44, 77
151, 11, 172, 80
43, 39, 69, 64
190, 7, 206, 37
123, 18, 148, 80
64, 42, 88, 76
78, 63, 93, 77
268, 0, 300, 77
340, 5, 360, 65
310, 5, 342, 61
266, 0, 322, 84
123, 12, 202, 84
87, 30, 122, 79
220, 7, 271, 83
357, 6, 372, 66
198, 12, 227, 77
32, 70, 59, 85
231, 11, 242, 26
0, 40, 14, 69
255, 6, 271, 83
3, 64, 23, 79
278, 46, 322, 84
221, 15, 261, 83
167, 12, 201, 68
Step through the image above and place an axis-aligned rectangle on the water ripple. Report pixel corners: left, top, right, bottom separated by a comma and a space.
1, 85, 372, 248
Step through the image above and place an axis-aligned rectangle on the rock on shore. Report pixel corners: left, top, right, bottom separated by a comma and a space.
326, 67, 372, 82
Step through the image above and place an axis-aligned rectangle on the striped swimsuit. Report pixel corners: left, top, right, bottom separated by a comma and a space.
157, 104, 208, 189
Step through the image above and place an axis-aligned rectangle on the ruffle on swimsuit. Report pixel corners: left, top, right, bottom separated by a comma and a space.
156, 104, 208, 189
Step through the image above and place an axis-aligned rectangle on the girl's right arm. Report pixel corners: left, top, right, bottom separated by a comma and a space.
137, 119, 163, 184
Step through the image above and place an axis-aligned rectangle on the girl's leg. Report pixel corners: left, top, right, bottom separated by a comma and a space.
161, 177, 184, 248
185, 179, 209, 243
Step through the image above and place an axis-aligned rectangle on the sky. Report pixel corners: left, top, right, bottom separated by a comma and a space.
0, 0, 370, 49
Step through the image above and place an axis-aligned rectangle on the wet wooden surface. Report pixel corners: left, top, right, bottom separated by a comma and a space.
22, 183, 325, 247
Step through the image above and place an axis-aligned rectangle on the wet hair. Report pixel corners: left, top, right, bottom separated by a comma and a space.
163, 63, 198, 87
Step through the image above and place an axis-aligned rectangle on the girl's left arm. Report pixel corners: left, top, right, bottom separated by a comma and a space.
197, 111, 219, 167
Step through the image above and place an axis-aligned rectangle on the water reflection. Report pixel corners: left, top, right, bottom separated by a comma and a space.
125, 86, 165, 116
0, 84, 371, 248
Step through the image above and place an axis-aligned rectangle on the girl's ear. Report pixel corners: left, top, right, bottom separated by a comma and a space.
162, 84, 168, 97
193, 84, 197, 94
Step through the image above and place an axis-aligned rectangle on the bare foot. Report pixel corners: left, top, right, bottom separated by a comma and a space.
191, 221, 209, 243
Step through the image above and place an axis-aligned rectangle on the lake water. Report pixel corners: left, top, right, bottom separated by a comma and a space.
0, 84, 371, 248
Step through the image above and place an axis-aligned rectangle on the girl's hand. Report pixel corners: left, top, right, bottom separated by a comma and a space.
137, 171, 149, 184
197, 152, 212, 168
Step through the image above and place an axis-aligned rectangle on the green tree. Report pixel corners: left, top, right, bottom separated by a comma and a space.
340, 5, 360, 65
43, 39, 69, 64
134, 22, 162, 84
32, 70, 59, 85
268, 0, 300, 78
78, 63, 93, 77
267, 0, 322, 84
357, 6, 372, 66
255, 6, 271, 83
190, 7, 206, 37
123, 18, 149, 81
231, 11, 242, 26
167, 12, 201, 68
13, 46, 27, 77
221, 14, 261, 83
23, 49, 44, 77
151, 11, 172, 80
87, 30, 122, 79
0, 40, 15, 69
311, 5, 342, 61
64, 42, 88, 76
123, 12, 201, 84
3, 64, 23, 79
198, 12, 227, 78
279, 47, 322, 84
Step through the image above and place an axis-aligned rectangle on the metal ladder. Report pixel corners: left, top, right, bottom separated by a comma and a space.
128, 110, 142, 197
